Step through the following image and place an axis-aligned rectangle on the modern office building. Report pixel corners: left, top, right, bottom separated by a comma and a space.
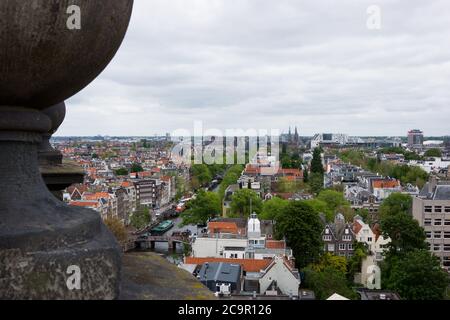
407, 129, 424, 147
412, 176, 450, 271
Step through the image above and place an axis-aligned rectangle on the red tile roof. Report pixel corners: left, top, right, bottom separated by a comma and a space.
185, 257, 272, 273
69, 201, 99, 208
353, 220, 363, 235
121, 181, 132, 188
372, 180, 400, 189
83, 192, 110, 200
266, 240, 286, 249
208, 222, 239, 234
244, 164, 260, 174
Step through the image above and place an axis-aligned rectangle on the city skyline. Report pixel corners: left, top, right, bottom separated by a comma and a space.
59, 0, 450, 136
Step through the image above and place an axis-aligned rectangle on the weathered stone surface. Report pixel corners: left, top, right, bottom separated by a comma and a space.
0, 0, 134, 109
0, 1, 134, 299
39, 102, 66, 166
120, 252, 216, 300
0, 224, 121, 300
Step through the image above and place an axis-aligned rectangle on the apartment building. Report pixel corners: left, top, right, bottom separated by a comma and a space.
412, 176, 450, 271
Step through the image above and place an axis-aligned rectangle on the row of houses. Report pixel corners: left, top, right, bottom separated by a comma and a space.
222, 151, 305, 215
183, 214, 301, 298
66, 173, 177, 223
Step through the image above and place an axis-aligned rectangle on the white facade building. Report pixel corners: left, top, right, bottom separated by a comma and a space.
259, 256, 300, 297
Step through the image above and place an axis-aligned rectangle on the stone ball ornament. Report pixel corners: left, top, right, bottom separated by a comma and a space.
0, 1, 134, 300
0, 0, 134, 109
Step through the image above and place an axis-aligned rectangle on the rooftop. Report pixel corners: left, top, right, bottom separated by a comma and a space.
120, 252, 215, 300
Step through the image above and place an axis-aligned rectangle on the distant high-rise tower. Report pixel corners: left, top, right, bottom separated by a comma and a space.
288, 127, 292, 142
407, 129, 424, 147
294, 126, 299, 143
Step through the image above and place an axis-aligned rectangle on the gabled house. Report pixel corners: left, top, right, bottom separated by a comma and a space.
259, 256, 300, 297
322, 213, 356, 258
353, 216, 390, 261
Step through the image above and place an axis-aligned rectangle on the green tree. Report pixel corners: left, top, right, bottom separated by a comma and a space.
304, 266, 357, 300
275, 201, 323, 268
104, 217, 128, 243
181, 190, 221, 225
275, 177, 304, 193
230, 189, 262, 218
311, 253, 348, 274
381, 213, 427, 255
304, 199, 331, 221
382, 249, 449, 300
115, 168, 129, 176
190, 164, 213, 189
347, 242, 368, 281
311, 148, 324, 175
424, 148, 442, 158
174, 174, 189, 201
303, 167, 309, 183
260, 197, 289, 220
218, 164, 244, 198
317, 190, 351, 215
379, 193, 412, 220
130, 206, 151, 229
130, 163, 144, 173
309, 172, 324, 195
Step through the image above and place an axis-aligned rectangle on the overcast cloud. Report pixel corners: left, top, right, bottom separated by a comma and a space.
58, 0, 450, 137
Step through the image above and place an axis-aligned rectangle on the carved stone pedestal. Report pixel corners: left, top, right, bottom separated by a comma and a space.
0, 1, 134, 299
0, 108, 121, 299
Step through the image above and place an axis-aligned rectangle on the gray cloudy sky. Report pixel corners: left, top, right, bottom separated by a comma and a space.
58, 0, 450, 137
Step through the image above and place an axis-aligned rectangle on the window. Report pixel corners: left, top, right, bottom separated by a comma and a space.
434, 244, 441, 251
426, 231, 432, 239
445, 219, 450, 226
445, 207, 450, 213
434, 231, 442, 239
444, 245, 450, 252
444, 257, 450, 267
367, 237, 373, 242
424, 218, 432, 226
323, 235, 332, 241
444, 232, 450, 239
425, 206, 432, 213
327, 244, 335, 252
325, 228, 330, 234
348, 243, 354, 250
339, 244, 346, 251
342, 235, 352, 241
434, 219, 442, 226
435, 206, 442, 213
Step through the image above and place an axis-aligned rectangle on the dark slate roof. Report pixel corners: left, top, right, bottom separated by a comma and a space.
198, 262, 241, 284
434, 186, 450, 200
419, 182, 450, 199
419, 183, 431, 198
